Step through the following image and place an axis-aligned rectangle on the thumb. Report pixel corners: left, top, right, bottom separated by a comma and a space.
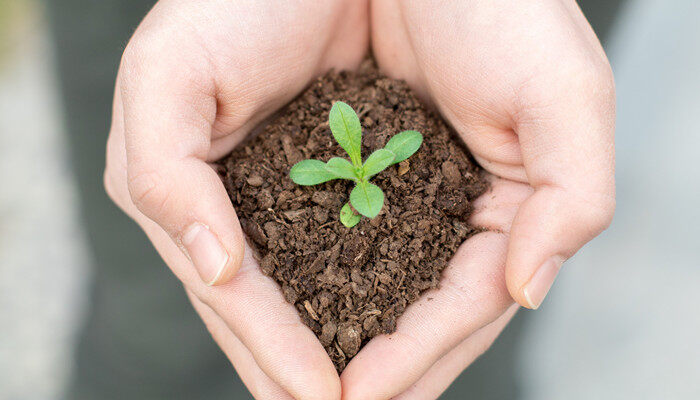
506, 66, 616, 309
119, 38, 244, 287
507, 185, 614, 309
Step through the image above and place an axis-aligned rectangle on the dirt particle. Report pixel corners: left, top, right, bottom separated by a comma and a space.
304, 300, 319, 321
320, 321, 337, 346
337, 322, 362, 357
241, 219, 266, 246
260, 253, 276, 276
263, 221, 283, 242
441, 161, 462, 187
311, 191, 344, 208
313, 206, 329, 224
281, 134, 303, 165
246, 173, 264, 187
398, 160, 410, 176
282, 285, 298, 304
256, 189, 274, 209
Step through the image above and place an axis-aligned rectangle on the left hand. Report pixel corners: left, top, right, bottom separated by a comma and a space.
104, 1, 369, 398
341, 1, 615, 398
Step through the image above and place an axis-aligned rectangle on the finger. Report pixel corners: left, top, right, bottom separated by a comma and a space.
207, 244, 342, 400
394, 304, 519, 400
132, 212, 341, 399
125, 212, 340, 399
118, 25, 244, 287
505, 61, 616, 309
106, 133, 340, 400
469, 175, 533, 233
340, 231, 513, 400
187, 290, 294, 400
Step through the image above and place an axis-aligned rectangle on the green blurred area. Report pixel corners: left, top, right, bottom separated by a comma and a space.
0, 0, 31, 64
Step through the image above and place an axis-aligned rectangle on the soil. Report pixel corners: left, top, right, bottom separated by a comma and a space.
221, 59, 488, 372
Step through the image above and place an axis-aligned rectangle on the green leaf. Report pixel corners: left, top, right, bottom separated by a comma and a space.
289, 159, 338, 185
362, 149, 395, 179
339, 202, 361, 228
350, 181, 384, 218
329, 101, 363, 167
384, 130, 423, 165
325, 157, 359, 181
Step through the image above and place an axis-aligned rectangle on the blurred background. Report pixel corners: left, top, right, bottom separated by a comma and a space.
0, 0, 698, 399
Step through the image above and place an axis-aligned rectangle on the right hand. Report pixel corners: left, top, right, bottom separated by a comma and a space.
103, 1, 369, 398
340, 1, 615, 398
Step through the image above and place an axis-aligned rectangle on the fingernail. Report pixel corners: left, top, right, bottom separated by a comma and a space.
182, 223, 229, 286
522, 256, 565, 309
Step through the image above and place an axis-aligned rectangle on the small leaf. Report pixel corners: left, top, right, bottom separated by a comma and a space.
350, 181, 384, 218
384, 130, 423, 165
329, 101, 363, 167
289, 159, 338, 185
339, 202, 361, 228
362, 149, 395, 178
325, 157, 359, 181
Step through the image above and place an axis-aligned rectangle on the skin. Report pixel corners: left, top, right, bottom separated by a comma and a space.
104, 0, 615, 399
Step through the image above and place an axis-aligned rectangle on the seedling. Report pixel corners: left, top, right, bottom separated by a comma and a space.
290, 101, 423, 227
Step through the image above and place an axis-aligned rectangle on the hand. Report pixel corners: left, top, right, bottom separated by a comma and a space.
339, 0, 615, 398
103, 0, 369, 398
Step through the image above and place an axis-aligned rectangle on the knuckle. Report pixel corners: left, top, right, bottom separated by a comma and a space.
119, 38, 146, 83
590, 196, 616, 231
126, 169, 171, 219
515, 57, 616, 123
552, 183, 616, 240
104, 141, 124, 204
577, 193, 616, 236
103, 166, 138, 217
119, 16, 212, 91
103, 167, 119, 203
569, 57, 615, 100
119, 26, 168, 88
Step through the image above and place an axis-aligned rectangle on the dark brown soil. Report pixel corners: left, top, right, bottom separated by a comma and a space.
221, 60, 488, 372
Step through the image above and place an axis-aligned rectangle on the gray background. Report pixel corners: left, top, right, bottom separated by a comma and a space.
1, 0, 698, 399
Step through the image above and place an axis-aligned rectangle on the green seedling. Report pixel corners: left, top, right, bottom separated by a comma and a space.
290, 101, 423, 227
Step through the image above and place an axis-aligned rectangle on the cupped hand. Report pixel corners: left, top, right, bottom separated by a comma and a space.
339, 0, 615, 398
104, 0, 369, 398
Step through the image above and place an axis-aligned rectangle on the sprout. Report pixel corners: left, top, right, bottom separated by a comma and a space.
290, 101, 423, 227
